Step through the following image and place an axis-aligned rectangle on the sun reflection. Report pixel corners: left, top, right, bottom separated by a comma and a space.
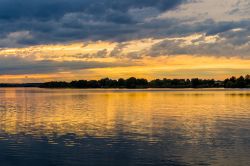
0, 89, 250, 145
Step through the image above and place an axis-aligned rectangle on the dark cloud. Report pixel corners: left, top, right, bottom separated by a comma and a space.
0, 0, 249, 59
0, 0, 186, 47
148, 27, 250, 57
0, 56, 132, 75
0, 0, 185, 20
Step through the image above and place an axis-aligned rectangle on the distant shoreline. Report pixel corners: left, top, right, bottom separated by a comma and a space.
0, 83, 42, 88
1, 75, 250, 89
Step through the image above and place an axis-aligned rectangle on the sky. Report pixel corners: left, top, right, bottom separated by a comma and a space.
0, 0, 250, 83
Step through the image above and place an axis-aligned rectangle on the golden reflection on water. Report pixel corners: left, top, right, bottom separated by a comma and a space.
0, 88, 250, 165
0, 88, 249, 142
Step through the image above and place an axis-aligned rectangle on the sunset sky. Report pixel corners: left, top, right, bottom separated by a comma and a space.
0, 0, 250, 83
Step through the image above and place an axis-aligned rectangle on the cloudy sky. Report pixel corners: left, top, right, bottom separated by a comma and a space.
0, 0, 250, 82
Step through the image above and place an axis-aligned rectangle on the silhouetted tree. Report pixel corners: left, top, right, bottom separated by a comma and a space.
40, 81, 70, 88
87, 80, 99, 88
245, 75, 250, 87
98, 78, 117, 88
39, 75, 250, 89
126, 77, 137, 88
191, 78, 200, 88
118, 78, 126, 88
136, 78, 148, 88
149, 79, 162, 88
71, 80, 88, 88
236, 76, 246, 88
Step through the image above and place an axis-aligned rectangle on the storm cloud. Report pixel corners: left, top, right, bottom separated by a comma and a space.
0, 0, 249, 50
0, 0, 187, 47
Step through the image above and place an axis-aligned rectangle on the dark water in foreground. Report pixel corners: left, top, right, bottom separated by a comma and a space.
0, 88, 250, 166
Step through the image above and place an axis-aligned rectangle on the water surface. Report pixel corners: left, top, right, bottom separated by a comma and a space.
0, 88, 250, 166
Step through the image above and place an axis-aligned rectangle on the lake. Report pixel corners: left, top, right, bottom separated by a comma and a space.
0, 88, 249, 166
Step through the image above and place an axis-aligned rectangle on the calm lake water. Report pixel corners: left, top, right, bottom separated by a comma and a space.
0, 88, 249, 166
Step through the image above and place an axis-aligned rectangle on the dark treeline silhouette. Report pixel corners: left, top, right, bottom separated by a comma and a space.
0, 83, 42, 88
224, 75, 250, 88
39, 75, 250, 89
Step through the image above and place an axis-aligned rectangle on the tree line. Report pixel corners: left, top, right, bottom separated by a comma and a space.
0, 83, 41, 88
39, 75, 250, 89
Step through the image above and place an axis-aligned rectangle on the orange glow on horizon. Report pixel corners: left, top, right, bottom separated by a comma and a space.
0, 37, 249, 83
